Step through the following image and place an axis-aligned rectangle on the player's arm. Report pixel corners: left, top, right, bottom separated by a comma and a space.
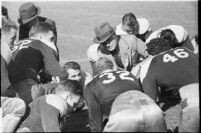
135, 37, 149, 59
86, 44, 100, 77
42, 47, 67, 81
84, 83, 103, 132
141, 76, 158, 102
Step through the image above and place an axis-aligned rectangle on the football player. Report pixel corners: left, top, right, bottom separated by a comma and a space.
115, 12, 152, 42
16, 80, 82, 132
104, 90, 167, 132
84, 57, 142, 132
140, 38, 199, 132
146, 25, 194, 51
8, 22, 67, 104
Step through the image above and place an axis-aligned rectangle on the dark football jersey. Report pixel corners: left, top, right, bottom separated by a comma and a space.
8, 39, 66, 84
140, 47, 199, 102
84, 70, 142, 132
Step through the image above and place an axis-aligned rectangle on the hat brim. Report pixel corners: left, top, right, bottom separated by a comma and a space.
93, 28, 115, 44
20, 6, 41, 24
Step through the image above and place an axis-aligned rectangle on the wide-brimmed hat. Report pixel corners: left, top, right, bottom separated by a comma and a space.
18, 2, 41, 24
93, 22, 115, 44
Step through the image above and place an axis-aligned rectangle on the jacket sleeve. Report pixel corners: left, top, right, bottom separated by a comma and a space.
135, 37, 149, 58
84, 83, 103, 132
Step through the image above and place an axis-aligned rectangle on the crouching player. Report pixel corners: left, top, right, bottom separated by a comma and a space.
16, 80, 82, 132
104, 90, 167, 132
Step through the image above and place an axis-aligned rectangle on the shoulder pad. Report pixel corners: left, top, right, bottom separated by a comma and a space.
87, 43, 100, 62
46, 94, 67, 117
137, 18, 151, 34
146, 25, 188, 44
167, 25, 188, 43
115, 23, 128, 35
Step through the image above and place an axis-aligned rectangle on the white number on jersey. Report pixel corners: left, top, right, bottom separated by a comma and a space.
163, 48, 189, 63
11, 40, 32, 53
99, 71, 135, 84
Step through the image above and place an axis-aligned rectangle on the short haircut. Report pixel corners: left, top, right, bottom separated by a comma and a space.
29, 22, 54, 37
95, 57, 114, 75
122, 12, 137, 30
56, 79, 82, 96
160, 29, 179, 48
1, 20, 18, 34
146, 38, 173, 56
63, 61, 81, 72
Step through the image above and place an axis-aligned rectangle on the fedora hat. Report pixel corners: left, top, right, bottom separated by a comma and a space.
18, 2, 41, 24
93, 22, 115, 43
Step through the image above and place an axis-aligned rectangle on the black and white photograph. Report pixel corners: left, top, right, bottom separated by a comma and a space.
1, 0, 199, 132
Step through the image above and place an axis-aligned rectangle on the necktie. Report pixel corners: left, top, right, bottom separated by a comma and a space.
112, 53, 124, 69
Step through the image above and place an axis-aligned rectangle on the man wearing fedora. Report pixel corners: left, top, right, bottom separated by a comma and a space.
87, 22, 148, 77
17, 2, 58, 59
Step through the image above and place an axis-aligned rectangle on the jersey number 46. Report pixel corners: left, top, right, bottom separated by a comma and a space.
163, 48, 189, 63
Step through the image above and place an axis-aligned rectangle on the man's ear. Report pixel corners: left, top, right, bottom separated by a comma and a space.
69, 93, 73, 100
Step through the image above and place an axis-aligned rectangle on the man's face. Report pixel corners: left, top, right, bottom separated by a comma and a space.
122, 20, 138, 34
70, 94, 81, 106
6, 28, 17, 47
67, 69, 82, 82
104, 34, 118, 52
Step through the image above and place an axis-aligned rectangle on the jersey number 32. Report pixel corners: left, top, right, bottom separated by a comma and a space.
99, 71, 135, 84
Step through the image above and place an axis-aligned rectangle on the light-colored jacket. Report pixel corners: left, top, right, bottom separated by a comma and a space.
87, 34, 148, 75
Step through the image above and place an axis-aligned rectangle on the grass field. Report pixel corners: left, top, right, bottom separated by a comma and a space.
2, 1, 198, 75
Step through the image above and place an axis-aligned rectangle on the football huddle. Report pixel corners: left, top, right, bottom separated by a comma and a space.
1, 1, 199, 132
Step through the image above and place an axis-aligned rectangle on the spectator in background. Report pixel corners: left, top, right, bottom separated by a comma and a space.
1, 15, 26, 133
8, 22, 67, 104
17, 2, 59, 59
2, 6, 11, 25
115, 12, 152, 42
16, 80, 82, 132
87, 22, 148, 77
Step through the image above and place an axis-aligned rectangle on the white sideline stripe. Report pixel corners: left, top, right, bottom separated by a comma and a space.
58, 34, 92, 40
